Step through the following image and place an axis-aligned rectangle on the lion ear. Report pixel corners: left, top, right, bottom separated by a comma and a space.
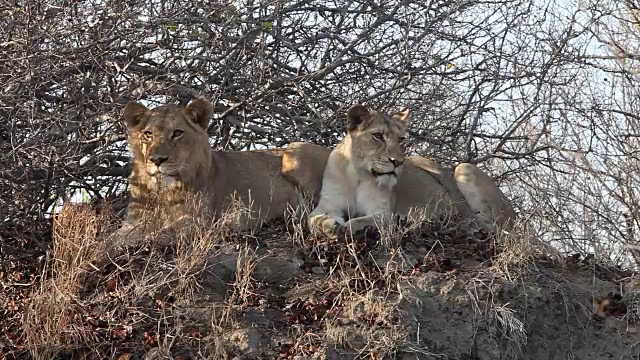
346, 104, 372, 132
123, 102, 149, 129
393, 108, 410, 126
185, 97, 213, 130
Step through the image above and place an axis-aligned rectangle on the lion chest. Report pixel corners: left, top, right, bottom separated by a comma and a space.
351, 180, 393, 217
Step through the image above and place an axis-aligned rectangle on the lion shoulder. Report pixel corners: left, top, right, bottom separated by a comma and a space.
281, 142, 332, 206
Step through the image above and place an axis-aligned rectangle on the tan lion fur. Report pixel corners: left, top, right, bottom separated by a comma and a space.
121, 97, 299, 232
454, 163, 517, 230
282, 106, 516, 236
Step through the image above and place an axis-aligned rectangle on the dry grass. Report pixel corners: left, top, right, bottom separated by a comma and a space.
226, 245, 261, 310
284, 189, 315, 248
491, 303, 527, 358
24, 203, 115, 359
492, 217, 562, 281
172, 195, 251, 301
308, 206, 475, 359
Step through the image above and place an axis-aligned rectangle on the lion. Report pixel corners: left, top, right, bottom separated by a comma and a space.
304, 104, 411, 235
120, 97, 300, 234
281, 105, 516, 236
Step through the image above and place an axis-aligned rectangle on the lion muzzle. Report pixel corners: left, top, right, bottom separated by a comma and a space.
149, 154, 169, 166
371, 157, 404, 178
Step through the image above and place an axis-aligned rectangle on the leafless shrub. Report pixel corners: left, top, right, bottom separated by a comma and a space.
2, 0, 601, 262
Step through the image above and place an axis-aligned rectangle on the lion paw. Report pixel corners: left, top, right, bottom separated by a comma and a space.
309, 214, 345, 238
321, 219, 344, 238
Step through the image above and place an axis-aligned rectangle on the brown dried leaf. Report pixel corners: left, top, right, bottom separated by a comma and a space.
106, 278, 117, 292
111, 325, 133, 340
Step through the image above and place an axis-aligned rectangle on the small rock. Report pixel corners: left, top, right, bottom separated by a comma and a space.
293, 249, 306, 267
227, 327, 264, 352
311, 266, 325, 274
202, 251, 239, 290
374, 252, 418, 271
253, 256, 305, 283
327, 346, 355, 360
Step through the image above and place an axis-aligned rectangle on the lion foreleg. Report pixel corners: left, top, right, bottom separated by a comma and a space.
343, 214, 379, 233
308, 180, 349, 237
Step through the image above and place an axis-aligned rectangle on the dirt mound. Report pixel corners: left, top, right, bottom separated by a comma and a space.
4, 203, 640, 359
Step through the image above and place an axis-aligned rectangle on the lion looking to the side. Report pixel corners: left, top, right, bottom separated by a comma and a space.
121, 97, 299, 232
282, 105, 517, 237
306, 104, 410, 236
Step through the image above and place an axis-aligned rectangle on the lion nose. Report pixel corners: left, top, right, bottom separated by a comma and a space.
149, 155, 169, 166
389, 157, 403, 167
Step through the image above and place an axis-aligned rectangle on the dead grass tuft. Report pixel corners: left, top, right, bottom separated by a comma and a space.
492, 303, 527, 359
24, 203, 114, 359
492, 217, 558, 281
172, 194, 250, 300
226, 245, 261, 310
51, 203, 114, 282
284, 189, 315, 247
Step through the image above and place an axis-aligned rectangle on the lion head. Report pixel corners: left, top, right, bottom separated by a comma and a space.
344, 104, 410, 188
123, 98, 214, 192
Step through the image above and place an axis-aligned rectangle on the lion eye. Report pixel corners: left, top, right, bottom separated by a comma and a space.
172, 129, 184, 139
372, 132, 384, 141
142, 130, 153, 141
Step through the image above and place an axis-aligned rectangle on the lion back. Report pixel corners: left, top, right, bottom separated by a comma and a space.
395, 156, 475, 220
